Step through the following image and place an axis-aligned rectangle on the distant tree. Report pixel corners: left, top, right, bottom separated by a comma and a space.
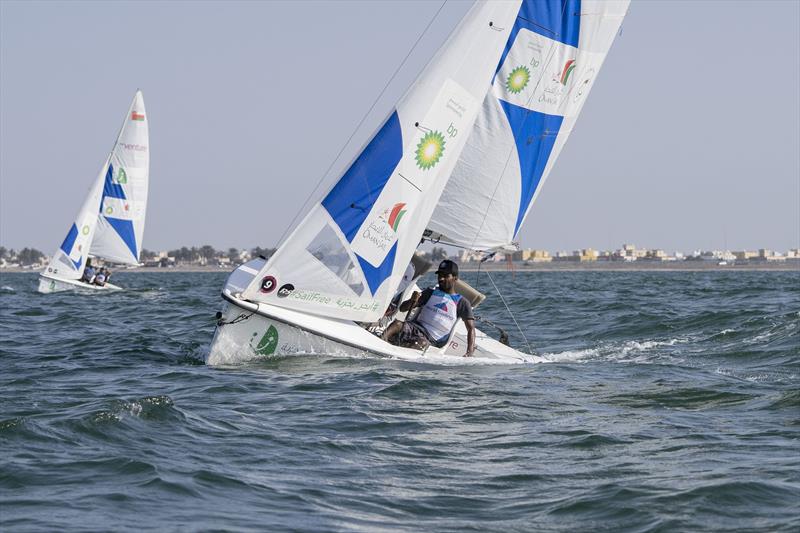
251, 247, 276, 260
430, 247, 448, 261
227, 248, 240, 261
140, 249, 157, 260
199, 245, 216, 261
0, 246, 7, 260
17, 247, 45, 265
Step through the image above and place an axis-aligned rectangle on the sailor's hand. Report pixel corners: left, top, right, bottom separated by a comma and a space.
410, 291, 420, 306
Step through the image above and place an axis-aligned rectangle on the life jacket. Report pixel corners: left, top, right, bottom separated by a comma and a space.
94, 273, 106, 285
415, 289, 462, 346
82, 267, 95, 282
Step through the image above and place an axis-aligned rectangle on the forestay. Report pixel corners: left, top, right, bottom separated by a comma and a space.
43, 90, 149, 280
427, 0, 630, 251
241, 1, 522, 322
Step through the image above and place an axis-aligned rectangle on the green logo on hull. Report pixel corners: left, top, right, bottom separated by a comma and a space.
250, 325, 279, 356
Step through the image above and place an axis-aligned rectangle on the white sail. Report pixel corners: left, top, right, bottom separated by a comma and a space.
427, 0, 630, 251
241, 1, 522, 322
42, 90, 149, 281
42, 161, 107, 280
90, 90, 149, 265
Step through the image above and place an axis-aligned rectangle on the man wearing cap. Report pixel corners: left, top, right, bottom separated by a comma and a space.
381, 259, 476, 357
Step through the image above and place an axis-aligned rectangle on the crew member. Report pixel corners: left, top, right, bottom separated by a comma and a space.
381, 259, 475, 357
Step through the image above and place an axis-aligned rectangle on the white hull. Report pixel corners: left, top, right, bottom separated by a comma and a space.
206, 262, 544, 366
37, 274, 122, 294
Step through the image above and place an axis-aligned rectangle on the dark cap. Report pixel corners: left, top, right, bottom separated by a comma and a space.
435, 259, 458, 276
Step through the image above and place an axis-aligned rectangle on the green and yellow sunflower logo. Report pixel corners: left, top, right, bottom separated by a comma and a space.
415, 131, 445, 170
506, 65, 530, 94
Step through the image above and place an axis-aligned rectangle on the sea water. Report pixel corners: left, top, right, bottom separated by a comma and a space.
1, 270, 798, 532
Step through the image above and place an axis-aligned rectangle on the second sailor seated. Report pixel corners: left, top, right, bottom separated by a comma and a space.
381, 260, 475, 357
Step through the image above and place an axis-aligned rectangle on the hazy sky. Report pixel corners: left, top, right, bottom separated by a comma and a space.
1, 0, 798, 254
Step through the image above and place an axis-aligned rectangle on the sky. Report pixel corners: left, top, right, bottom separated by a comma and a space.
1, 0, 798, 255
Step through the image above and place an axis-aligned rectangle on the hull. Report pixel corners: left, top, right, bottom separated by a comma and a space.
207, 260, 544, 366
38, 274, 122, 294
207, 295, 544, 366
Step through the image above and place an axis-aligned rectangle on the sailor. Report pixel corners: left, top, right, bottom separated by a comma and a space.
381, 259, 475, 357
81, 260, 96, 284
94, 267, 107, 287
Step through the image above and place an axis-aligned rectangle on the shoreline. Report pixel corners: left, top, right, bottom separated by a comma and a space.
3, 262, 798, 274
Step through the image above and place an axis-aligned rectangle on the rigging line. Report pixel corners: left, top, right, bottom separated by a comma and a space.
482, 268, 534, 355
466, 31, 560, 253
274, 0, 449, 248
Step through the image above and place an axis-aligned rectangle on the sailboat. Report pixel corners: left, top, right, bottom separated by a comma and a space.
38, 90, 149, 293
207, 0, 629, 365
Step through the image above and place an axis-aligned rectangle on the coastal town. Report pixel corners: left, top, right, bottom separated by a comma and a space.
2, 243, 798, 271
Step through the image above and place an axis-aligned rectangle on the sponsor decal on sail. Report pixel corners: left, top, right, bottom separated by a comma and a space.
131, 111, 145, 121
386, 203, 407, 232
415, 131, 445, 170
560, 59, 576, 86
506, 65, 530, 94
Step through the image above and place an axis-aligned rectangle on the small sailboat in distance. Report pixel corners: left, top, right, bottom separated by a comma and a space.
38, 90, 149, 293
207, 0, 629, 364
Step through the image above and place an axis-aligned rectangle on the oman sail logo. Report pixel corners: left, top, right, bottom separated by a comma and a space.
415, 131, 445, 170
384, 202, 407, 232
506, 65, 530, 94
560, 59, 576, 86
250, 325, 279, 356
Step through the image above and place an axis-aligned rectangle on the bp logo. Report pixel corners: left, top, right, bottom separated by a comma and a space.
81, 225, 90, 235
506, 65, 530, 94
116, 168, 128, 184
250, 325, 279, 356
415, 131, 445, 170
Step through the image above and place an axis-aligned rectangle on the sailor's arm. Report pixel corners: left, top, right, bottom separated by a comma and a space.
464, 318, 476, 357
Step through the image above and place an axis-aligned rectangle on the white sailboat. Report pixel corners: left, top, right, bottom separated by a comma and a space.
207, 0, 629, 365
38, 90, 149, 293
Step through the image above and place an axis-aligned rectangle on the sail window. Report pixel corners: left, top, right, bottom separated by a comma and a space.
306, 225, 365, 296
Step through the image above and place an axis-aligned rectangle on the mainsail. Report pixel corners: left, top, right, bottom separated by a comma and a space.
427, 0, 630, 250
241, 0, 629, 322
43, 90, 149, 280
241, 1, 521, 321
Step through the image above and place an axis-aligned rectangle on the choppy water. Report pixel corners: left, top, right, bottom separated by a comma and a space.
1, 270, 798, 532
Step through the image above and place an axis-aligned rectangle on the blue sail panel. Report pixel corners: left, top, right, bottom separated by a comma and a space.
59, 223, 82, 269
357, 242, 397, 296
104, 216, 138, 259
499, 100, 563, 235
495, 0, 581, 79
321, 112, 403, 243
59, 223, 79, 256
103, 164, 126, 200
